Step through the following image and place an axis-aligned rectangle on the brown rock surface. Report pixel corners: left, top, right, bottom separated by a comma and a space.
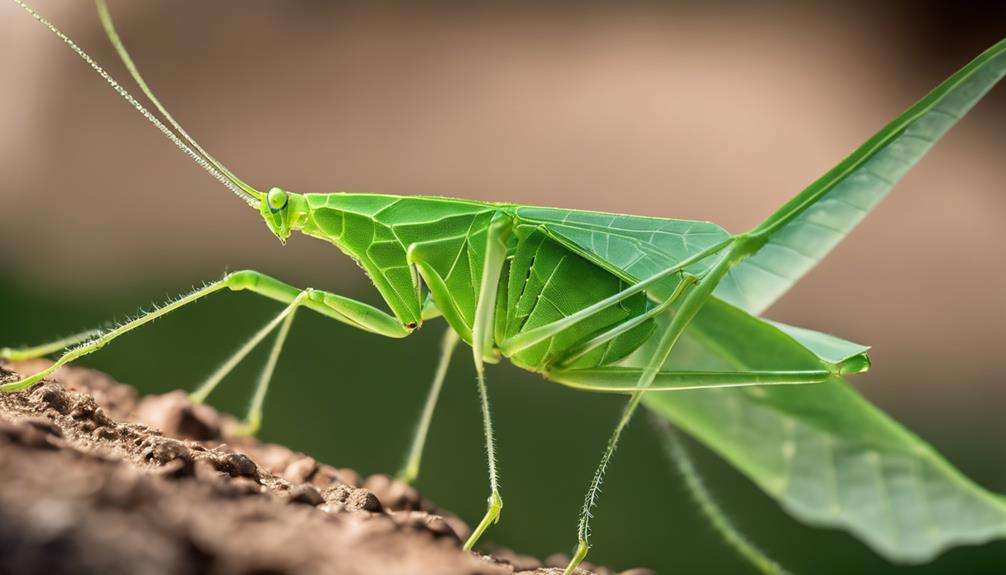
0, 362, 647, 575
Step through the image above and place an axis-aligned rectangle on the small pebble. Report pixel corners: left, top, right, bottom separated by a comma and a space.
423, 515, 457, 540
148, 439, 190, 465
364, 474, 421, 510
286, 484, 324, 506
69, 396, 101, 420
310, 464, 345, 488
283, 456, 317, 484
219, 452, 258, 479
347, 489, 382, 513
35, 385, 70, 414
320, 484, 383, 512
321, 483, 353, 504
134, 391, 221, 441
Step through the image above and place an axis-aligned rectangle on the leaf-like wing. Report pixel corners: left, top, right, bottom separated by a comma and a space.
514, 206, 731, 300
716, 38, 1006, 314
644, 303, 1006, 563
550, 297, 869, 392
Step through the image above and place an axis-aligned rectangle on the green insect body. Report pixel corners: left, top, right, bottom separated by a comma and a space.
5, 1, 1006, 573
263, 190, 861, 383
269, 192, 702, 369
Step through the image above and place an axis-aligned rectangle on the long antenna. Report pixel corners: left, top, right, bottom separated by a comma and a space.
11, 0, 262, 207
94, 0, 260, 201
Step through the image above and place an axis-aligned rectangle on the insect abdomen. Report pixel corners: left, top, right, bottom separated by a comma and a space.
497, 227, 654, 373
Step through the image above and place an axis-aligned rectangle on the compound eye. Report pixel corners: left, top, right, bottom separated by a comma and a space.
266, 187, 288, 213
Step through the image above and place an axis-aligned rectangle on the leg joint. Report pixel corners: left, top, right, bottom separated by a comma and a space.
305, 288, 324, 303
224, 269, 261, 291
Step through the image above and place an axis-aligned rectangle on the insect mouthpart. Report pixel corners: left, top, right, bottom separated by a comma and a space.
258, 187, 296, 243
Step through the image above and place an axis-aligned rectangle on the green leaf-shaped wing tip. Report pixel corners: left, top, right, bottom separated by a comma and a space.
646, 302, 1006, 564
770, 321, 871, 375
716, 36, 1006, 316
646, 380, 1006, 563
649, 37, 1006, 564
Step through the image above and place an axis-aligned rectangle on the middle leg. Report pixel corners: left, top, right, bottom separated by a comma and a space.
398, 326, 461, 484
462, 213, 512, 551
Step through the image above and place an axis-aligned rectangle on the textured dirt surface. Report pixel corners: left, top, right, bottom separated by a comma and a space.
0, 361, 652, 575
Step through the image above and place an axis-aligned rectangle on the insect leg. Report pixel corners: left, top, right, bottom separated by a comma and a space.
243, 300, 300, 435
231, 271, 462, 468
189, 288, 311, 435
1, 269, 412, 393
188, 302, 297, 405
397, 326, 460, 484
192, 270, 415, 433
563, 247, 742, 575
548, 368, 836, 394
225, 270, 412, 339
1, 329, 103, 363
462, 213, 512, 551
652, 416, 790, 575
1, 280, 235, 392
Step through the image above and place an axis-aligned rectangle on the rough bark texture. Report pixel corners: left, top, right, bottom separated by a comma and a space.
0, 361, 652, 575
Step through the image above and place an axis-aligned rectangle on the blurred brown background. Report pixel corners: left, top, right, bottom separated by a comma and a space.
2, 1, 1005, 573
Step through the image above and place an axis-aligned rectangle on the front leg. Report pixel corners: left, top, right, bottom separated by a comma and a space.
1, 270, 412, 403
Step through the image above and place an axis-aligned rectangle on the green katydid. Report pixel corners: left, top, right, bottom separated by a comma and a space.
3, 1, 1005, 573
